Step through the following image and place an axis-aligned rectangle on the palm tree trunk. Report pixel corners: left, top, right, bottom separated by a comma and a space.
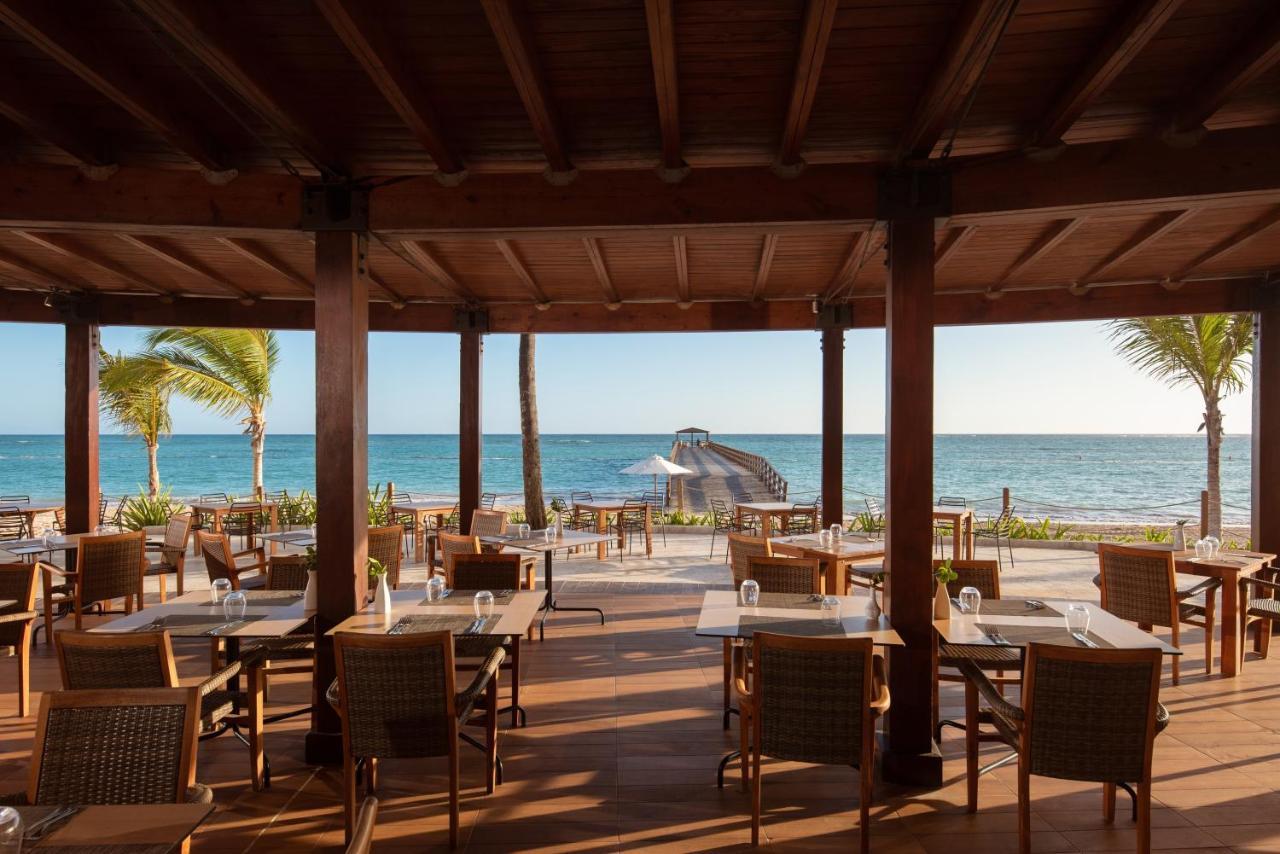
147, 442, 160, 497
1204, 396, 1223, 538
250, 415, 266, 494
519, 334, 546, 529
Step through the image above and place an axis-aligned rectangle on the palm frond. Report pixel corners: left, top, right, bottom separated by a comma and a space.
1106, 314, 1254, 402
98, 351, 172, 444
141, 327, 277, 422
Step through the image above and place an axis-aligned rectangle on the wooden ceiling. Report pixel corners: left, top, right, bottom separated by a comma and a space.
2, 0, 1280, 315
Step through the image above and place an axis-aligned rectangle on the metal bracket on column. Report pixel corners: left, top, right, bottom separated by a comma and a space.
876, 167, 951, 220
45, 291, 100, 324
301, 183, 370, 231
815, 302, 853, 329
454, 308, 489, 334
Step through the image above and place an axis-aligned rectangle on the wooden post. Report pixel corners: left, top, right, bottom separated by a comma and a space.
306, 229, 369, 765
1200, 489, 1211, 539
821, 328, 843, 527
880, 174, 944, 787
459, 331, 483, 534
1254, 289, 1280, 556
1002, 487, 1010, 513
64, 322, 99, 535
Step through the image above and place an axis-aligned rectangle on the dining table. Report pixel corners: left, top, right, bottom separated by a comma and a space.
934, 597, 1182, 654
15, 802, 214, 852
0, 532, 86, 562
0, 500, 63, 537
388, 498, 458, 565
572, 499, 651, 559
187, 499, 279, 553
480, 529, 613, 639
256, 529, 317, 549
733, 501, 801, 538
932, 505, 976, 560
770, 533, 885, 595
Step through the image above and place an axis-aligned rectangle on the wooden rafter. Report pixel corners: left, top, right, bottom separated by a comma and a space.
1030, 0, 1184, 148
16, 231, 173, 296
480, 0, 573, 178
315, 0, 464, 179
778, 0, 838, 169
0, 0, 227, 172
494, 239, 547, 304
216, 238, 313, 295
0, 245, 88, 291
582, 238, 621, 304
995, 218, 1084, 289
898, 0, 1018, 160
821, 230, 877, 302
643, 0, 683, 175
398, 240, 478, 302
1171, 205, 1280, 280
934, 225, 976, 269
1168, 9, 1280, 137
672, 235, 690, 303
118, 234, 256, 301
365, 267, 407, 306
1079, 209, 1194, 284
0, 57, 114, 173
750, 234, 779, 301
129, 0, 342, 177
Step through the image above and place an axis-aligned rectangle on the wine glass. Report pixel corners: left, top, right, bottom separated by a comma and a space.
820, 595, 841, 625
211, 578, 232, 604
473, 590, 495, 620
740, 579, 760, 607
426, 575, 446, 602
1065, 603, 1091, 636
958, 585, 982, 615
223, 590, 248, 623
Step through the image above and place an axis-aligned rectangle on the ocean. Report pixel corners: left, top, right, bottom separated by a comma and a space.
0, 433, 1252, 524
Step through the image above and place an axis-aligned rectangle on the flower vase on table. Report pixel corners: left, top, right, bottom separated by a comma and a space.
864, 587, 882, 621
373, 574, 391, 616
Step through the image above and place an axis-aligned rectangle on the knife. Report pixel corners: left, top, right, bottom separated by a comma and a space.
1071, 631, 1098, 648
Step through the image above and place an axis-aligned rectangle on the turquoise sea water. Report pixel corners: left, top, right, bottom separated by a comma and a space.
0, 433, 1251, 523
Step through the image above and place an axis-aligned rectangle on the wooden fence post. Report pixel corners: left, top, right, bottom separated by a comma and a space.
1200, 489, 1210, 538
1002, 487, 1010, 512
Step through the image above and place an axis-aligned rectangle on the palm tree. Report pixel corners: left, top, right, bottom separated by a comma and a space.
142, 328, 279, 493
98, 350, 172, 497
1108, 314, 1254, 538
519, 333, 546, 528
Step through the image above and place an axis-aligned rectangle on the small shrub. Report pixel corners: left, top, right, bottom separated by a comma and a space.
120, 488, 183, 530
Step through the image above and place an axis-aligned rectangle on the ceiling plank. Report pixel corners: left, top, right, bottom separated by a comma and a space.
216, 237, 313, 295
480, 0, 574, 179
315, 0, 464, 179
0, 0, 227, 172
0, 57, 115, 173
1030, 0, 1184, 149
1168, 9, 1280, 137
643, 0, 683, 175
16, 231, 173, 296
995, 218, 1085, 289
898, 0, 1018, 160
934, 225, 976, 269
750, 234, 779, 301
0, 245, 90, 291
118, 234, 256, 301
494, 238, 548, 304
777, 0, 838, 170
673, 235, 690, 303
582, 238, 621, 304
398, 240, 478, 302
1079, 209, 1194, 284
129, 0, 343, 177
821, 230, 877, 302
1172, 205, 1280, 280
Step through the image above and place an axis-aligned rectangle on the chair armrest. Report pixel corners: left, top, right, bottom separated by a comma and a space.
1245, 575, 1280, 594
734, 675, 754, 715
0, 611, 37, 626
199, 660, 242, 696
870, 654, 890, 715
455, 646, 505, 720
38, 561, 74, 579
958, 660, 1024, 724
1177, 576, 1222, 599
325, 678, 341, 710
232, 546, 266, 561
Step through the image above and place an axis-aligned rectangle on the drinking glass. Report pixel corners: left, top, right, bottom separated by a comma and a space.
820, 595, 841, 624
1194, 539, 1209, 558
829, 523, 843, 541
211, 578, 232, 604
518, 523, 530, 539
426, 575, 446, 602
740, 579, 760, 607
473, 590, 495, 620
223, 590, 248, 622
0, 805, 21, 852
1065, 603, 1091, 636
1204, 536, 1221, 559
958, 585, 982, 615
544, 527, 556, 544
817, 529, 830, 547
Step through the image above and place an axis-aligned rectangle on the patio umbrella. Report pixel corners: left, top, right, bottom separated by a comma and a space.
619, 454, 693, 498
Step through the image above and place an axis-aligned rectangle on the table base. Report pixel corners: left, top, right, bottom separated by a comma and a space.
537, 549, 606, 641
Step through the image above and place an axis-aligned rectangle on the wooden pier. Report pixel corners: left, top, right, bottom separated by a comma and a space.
670, 436, 787, 513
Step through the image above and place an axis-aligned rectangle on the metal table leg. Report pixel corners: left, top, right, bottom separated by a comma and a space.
538, 549, 605, 641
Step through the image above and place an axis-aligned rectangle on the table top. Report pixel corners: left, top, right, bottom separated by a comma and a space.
694, 589, 904, 644
0, 500, 63, 512
390, 499, 458, 513
91, 589, 312, 638
771, 534, 885, 560
1127, 542, 1276, 572
1, 533, 86, 556
188, 500, 277, 512
19, 802, 213, 852
327, 588, 543, 636
932, 505, 974, 518
481, 529, 612, 553
734, 501, 795, 513
574, 500, 649, 512
257, 530, 316, 547
933, 598, 1180, 654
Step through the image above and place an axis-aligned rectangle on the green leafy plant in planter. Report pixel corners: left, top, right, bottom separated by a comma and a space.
302, 546, 317, 573
119, 487, 183, 530
934, 559, 957, 589
367, 556, 387, 591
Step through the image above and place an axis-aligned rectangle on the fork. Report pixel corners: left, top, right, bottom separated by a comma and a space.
982, 625, 1011, 645
24, 805, 78, 841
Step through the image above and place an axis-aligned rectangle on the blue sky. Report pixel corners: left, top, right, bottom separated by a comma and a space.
0, 320, 1253, 435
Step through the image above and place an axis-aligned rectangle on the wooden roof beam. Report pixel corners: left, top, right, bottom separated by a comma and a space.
16, 231, 173, 296
898, 0, 1018, 161
0, 0, 230, 177
481, 0, 575, 184
0, 57, 117, 179
582, 238, 621, 305
129, 0, 344, 178
990, 218, 1084, 295
315, 0, 465, 184
1171, 205, 1280, 281
1078, 209, 1194, 286
934, 225, 976, 269
776, 0, 838, 176
215, 237, 313, 296
644, 0, 686, 182
365, 268, 407, 308
1166, 9, 1280, 142
673, 235, 691, 305
397, 240, 478, 303
117, 234, 256, 303
750, 234, 779, 302
494, 238, 548, 305
0, 245, 89, 292
1029, 0, 1184, 150
821, 230, 877, 303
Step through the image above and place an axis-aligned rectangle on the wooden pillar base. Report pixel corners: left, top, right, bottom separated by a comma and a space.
880, 732, 943, 787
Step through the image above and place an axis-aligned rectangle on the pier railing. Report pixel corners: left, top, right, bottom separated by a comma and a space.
706, 441, 788, 501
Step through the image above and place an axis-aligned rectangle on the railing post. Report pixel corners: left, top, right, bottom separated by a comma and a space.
1200, 489, 1210, 538
1002, 487, 1010, 512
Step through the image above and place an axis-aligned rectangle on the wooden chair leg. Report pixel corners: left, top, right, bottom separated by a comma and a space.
1203, 590, 1216, 675
1103, 782, 1116, 822
16, 628, 30, 718
176, 566, 184, 596
751, 741, 763, 847
1171, 623, 1180, 686
1017, 758, 1032, 854
510, 639, 521, 728
1137, 781, 1152, 854
248, 664, 265, 791
449, 742, 460, 849
1261, 618, 1273, 659
739, 705, 750, 792
366, 757, 378, 796
157, 572, 166, 604
965, 679, 979, 813
485, 677, 499, 794
859, 734, 873, 854
342, 755, 357, 845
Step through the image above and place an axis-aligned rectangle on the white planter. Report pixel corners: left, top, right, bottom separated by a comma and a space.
373, 575, 392, 615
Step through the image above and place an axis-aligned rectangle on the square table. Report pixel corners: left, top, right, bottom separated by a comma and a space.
326, 588, 543, 638
572, 500, 651, 559
480, 529, 613, 639
733, 501, 798, 538
770, 534, 885, 595
0, 500, 64, 537
932, 505, 976, 560
389, 498, 459, 564
0, 532, 85, 561
257, 529, 317, 549
695, 589, 904, 645
934, 598, 1181, 654
187, 499, 279, 552
17, 802, 214, 852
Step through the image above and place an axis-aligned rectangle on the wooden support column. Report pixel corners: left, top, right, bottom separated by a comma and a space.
821, 328, 844, 528
880, 171, 945, 787
459, 330, 483, 534
307, 229, 368, 765
1254, 285, 1280, 557
64, 321, 99, 535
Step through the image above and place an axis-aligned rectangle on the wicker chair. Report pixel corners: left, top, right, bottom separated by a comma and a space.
221, 501, 264, 549
469, 510, 536, 590
453, 553, 528, 725
437, 532, 480, 586
347, 796, 378, 854
197, 530, 268, 591
266, 554, 310, 591
745, 555, 821, 594
728, 532, 772, 589
961, 644, 1169, 854
641, 491, 667, 546
735, 633, 889, 851
367, 525, 404, 589
616, 499, 649, 559
329, 631, 504, 848
145, 513, 193, 602
1096, 544, 1219, 684
41, 529, 147, 642
1242, 568, 1280, 664
709, 498, 744, 560
0, 564, 37, 716
16, 687, 208, 807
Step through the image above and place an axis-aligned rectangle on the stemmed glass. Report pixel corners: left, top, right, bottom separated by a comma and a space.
211, 578, 232, 604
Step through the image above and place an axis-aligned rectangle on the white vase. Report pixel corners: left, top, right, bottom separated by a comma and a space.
373, 575, 391, 615
555, 514, 564, 539
934, 583, 951, 620
303, 569, 317, 610
864, 590, 882, 621
1172, 521, 1187, 551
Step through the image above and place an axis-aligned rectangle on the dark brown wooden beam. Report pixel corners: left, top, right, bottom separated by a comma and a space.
315, 0, 464, 180
64, 321, 99, 534
898, 0, 1017, 160
934, 224, 975, 270
0, 0, 228, 173
582, 238, 621, 305
117, 234, 256, 303
1079, 209, 1193, 285
307, 229, 368, 764
459, 331, 483, 534
777, 0, 838, 171
1030, 0, 1184, 149
820, 327, 842, 528
1254, 286, 1280, 558
673, 235, 690, 303
16, 231, 173, 296
1171, 205, 1280, 281
821, 230, 877, 302
0, 245, 89, 292
130, 0, 343, 177
397, 240, 478, 302
750, 234, 779, 302
494, 239, 547, 304
993, 218, 1083, 292
1169, 9, 1280, 138
0, 57, 116, 174
481, 0, 574, 180
644, 0, 684, 178
216, 238, 313, 296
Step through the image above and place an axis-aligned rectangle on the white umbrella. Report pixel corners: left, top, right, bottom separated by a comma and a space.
619, 454, 693, 498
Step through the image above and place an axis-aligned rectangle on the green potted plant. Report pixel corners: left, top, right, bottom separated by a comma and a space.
934, 560, 957, 620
